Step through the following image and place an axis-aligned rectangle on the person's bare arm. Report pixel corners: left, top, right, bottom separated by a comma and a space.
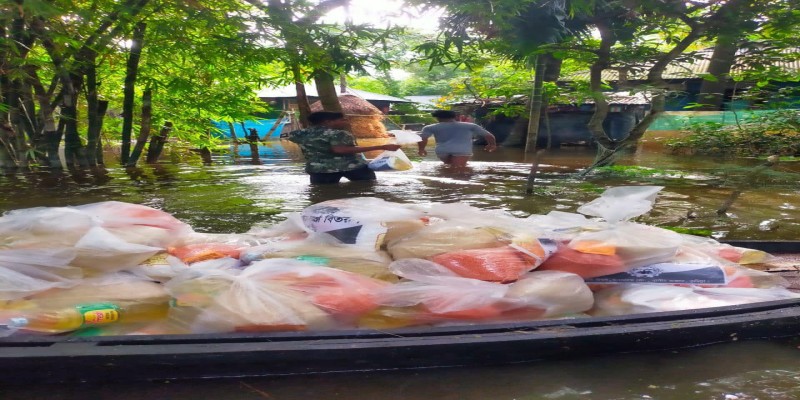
417, 137, 429, 156
483, 133, 497, 152
331, 144, 401, 155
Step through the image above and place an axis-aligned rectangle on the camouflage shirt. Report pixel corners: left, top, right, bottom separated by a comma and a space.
287, 126, 367, 173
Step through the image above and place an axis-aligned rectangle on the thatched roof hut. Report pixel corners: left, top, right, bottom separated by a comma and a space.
310, 95, 389, 138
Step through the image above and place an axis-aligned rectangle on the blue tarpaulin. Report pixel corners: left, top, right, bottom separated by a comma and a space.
211, 119, 287, 139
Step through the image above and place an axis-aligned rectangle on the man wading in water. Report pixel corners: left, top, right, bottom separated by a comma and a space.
289, 111, 401, 184
417, 110, 497, 168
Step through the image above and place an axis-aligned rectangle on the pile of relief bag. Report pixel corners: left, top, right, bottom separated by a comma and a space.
1, 186, 797, 337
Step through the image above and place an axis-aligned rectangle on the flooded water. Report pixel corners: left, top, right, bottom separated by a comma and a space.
1, 140, 800, 399
2, 140, 798, 239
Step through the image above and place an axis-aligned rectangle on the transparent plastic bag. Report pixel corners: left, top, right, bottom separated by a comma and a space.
576, 186, 664, 223
679, 234, 774, 265
71, 227, 162, 272
387, 224, 507, 260
300, 198, 425, 250
567, 223, 682, 270
27, 272, 169, 308
75, 201, 191, 237
368, 149, 413, 171
166, 265, 325, 333
166, 259, 388, 333
388, 221, 556, 281
0, 202, 192, 252
524, 211, 600, 241
504, 270, 595, 317
240, 239, 397, 282
541, 187, 681, 276
0, 207, 95, 248
251, 260, 390, 321
592, 284, 800, 316
132, 254, 242, 281
361, 259, 593, 328
372, 259, 508, 325
387, 130, 423, 145
3, 273, 171, 334
0, 248, 82, 300
168, 243, 243, 264
430, 245, 542, 283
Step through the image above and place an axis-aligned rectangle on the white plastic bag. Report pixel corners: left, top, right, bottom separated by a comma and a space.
387, 130, 423, 145
592, 284, 800, 316
539, 186, 682, 278
364, 259, 593, 327
577, 186, 664, 223
166, 259, 388, 333
368, 149, 413, 171
72, 227, 162, 272
0, 248, 82, 300
300, 198, 425, 250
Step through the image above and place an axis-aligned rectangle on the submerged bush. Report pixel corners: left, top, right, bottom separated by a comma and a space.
667, 110, 800, 157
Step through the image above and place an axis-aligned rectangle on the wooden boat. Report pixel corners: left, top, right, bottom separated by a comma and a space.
1, 240, 798, 384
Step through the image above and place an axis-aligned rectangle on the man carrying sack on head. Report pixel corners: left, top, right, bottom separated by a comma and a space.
288, 111, 401, 184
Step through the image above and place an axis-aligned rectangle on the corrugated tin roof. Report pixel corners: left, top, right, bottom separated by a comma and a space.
561, 47, 800, 82
257, 84, 411, 103
452, 91, 649, 106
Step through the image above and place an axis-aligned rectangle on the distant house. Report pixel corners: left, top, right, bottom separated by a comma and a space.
451, 92, 651, 146
559, 47, 800, 111
257, 84, 411, 115
405, 95, 446, 111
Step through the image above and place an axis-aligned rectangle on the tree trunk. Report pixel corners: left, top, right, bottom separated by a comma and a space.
696, 35, 739, 111
294, 68, 312, 128
586, 21, 616, 149
541, 53, 562, 149
0, 125, 18, 171
624, 93, 666, 143
17, 81, 41, 160
27, 67, 59, 167
62, 79, 89, 169
247, 128, 261, 164
85, 51, 101, 166
127, 87, 152, 167
228, 122, 238, 142
261, 111, 285, 140
146, 121, 172, 163
239, 121, 247, 142
5, 80, 29, 167
525, 55, 546, 153
120, 22, 146, 165
43, 119, 65, 168
313, 70, 343, 112
542, 53, 563, 82
95, 100, 109, 165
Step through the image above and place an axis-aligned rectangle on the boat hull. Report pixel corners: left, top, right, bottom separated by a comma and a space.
1, 240, 799, 383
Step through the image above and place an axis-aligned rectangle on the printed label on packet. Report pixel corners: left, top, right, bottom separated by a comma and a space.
76, 303, 120, 325
586, 263, 728, 285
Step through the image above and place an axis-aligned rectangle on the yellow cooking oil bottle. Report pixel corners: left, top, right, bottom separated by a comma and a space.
8, 302, 169, 333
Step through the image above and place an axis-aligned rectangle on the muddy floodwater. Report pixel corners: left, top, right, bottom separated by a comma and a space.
1, 139, 799, 399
